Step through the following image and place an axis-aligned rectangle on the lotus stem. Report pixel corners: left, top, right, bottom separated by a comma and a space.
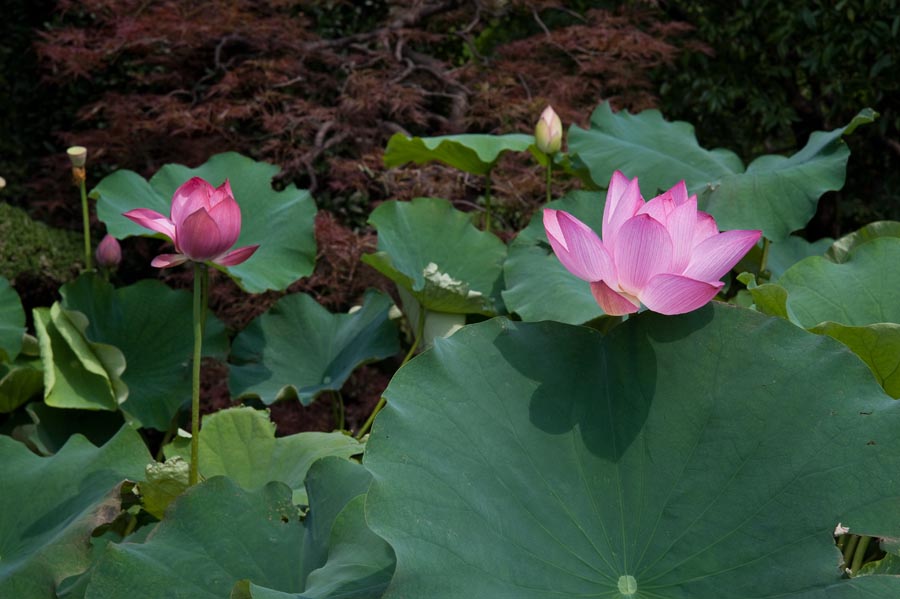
356, 306, 426, 439
758, 237, 771, 280
850, 535, 872, 574
332, 390, 345, 431
483, 171, 493, 232
545, 163, 553, 204
189, 262, 208, 486
78, 174, 91, 270
842, 533, 860, 569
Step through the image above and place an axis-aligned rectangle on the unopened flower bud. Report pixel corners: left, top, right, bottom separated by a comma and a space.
67, 146, 88, 168
0, 177, 6, 190
96, 234, 122, 269
534, 106, 563, 155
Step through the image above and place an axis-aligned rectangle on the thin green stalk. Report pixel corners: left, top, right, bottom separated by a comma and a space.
189, 262, 208, 486
758, 237, 771, 279
842, 534, 860, 569
483, 171, 493, 232
332, 390, 346, 431
545, 163, 553, 203
80, 178, 92, 270
356, 307, 426, 439
851, 535, 872, 574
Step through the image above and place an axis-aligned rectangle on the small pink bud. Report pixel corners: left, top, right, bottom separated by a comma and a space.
535, 106, 563, 155
96, 234, 122, 269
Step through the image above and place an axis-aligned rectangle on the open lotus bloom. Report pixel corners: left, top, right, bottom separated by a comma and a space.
544, 171, 761, 315
124, 177, 259, 268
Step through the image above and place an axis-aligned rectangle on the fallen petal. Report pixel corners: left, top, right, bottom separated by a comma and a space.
641, 273, 723, 315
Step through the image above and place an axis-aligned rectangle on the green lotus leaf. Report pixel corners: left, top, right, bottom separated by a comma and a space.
92, 152, 317, 293
34, 303, 126, 412
139, 457, 190, 520
0, 358, 43, 413
163, 407, 363, 505
365, 305, 900, 598
230, 291, 399, 405
764, 235, 834, 281
85, 459, 392, 599
502, 190, 605, 323
0, 426, 151, 598
362, 197, 507, 315
568, 102, 875, 241
237, 458, 395, 599
748, 237, 900, 398
13, 402, 125, 455
826, 220, 900, 263
775, 237, 900, 328
60, 273, 228, 430
383, 132, 535, 175
0, 277, 24, 362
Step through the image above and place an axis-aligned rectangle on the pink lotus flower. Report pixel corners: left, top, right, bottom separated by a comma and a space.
535, 106, 563, 155
124, 177, 259, 268
95, 234, 122, 269
544, 171, 761, 315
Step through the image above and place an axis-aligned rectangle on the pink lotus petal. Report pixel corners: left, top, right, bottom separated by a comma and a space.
636, 194, 676, 225
602, 171, 643, 249
151, 253, 189, 269
215, 244, 260, 266
683, 229, 762, 282
177, 208, 229, 261
543, 209, 616, 283
614, 214, 674, 296
207, 192, 242, 248
667, 180, 690, 206
123, 208, 176, 241
209, 179, 234, 209
171, 177, 213, 228
590, 280, 640, 316
693, 211, 719, 246
666, 197, 699, 273
641, 273, 724, 315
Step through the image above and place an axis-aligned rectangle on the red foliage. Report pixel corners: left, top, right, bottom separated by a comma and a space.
35, 1, 693, 217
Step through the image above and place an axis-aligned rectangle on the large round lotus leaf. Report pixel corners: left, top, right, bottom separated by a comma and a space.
229, 291, 399, 405
0, 277, 24, 362
163, 407, 363, 505
365, 305, 900, 598
92, 152, 317, 293
764, 235, 833, 281
60, 274, 228, 430
239, 458, 395, 599
763, 237, 900, 398
825, 220, 900, 263
362, 198, 507, 315
0, 427, 150, 599
383, 132, 534, 176
85, 460, 392, 599
568, 102, 874, 241
502, 190, 605, 323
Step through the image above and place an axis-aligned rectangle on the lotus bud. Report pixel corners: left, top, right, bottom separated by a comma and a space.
0, 177, 6, 190
534, 106, 563, 155
95, 234, 122, 269
67, 146, 88, 168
